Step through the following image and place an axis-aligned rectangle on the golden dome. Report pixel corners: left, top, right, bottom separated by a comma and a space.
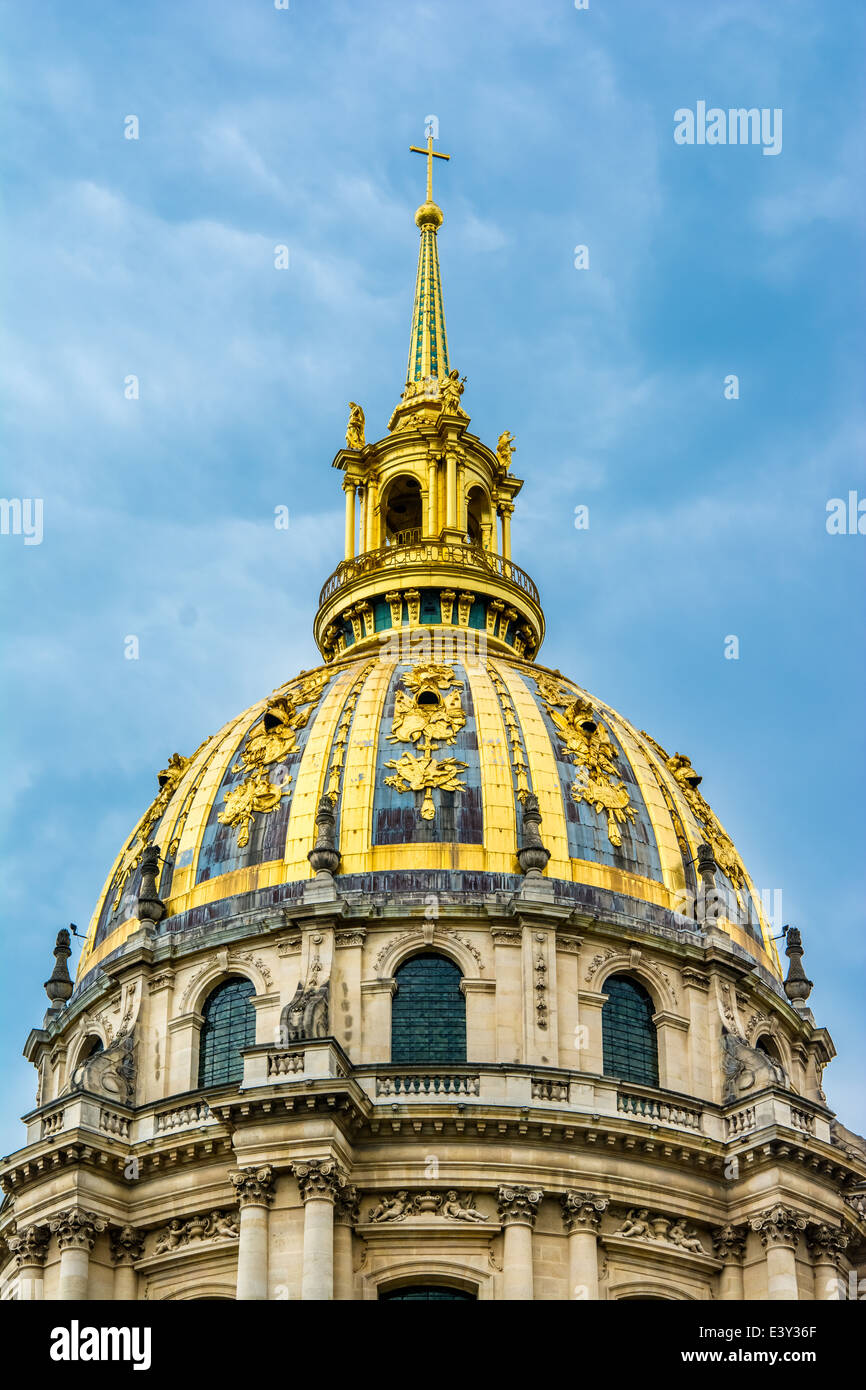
77, 650, 780, 983
76, 127, 779, 989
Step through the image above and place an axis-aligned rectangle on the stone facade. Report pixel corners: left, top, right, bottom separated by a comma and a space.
2, 899, 863, 1301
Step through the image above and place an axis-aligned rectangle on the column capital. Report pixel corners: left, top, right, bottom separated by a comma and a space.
293, 1158, 348, 1205
333, 1184, 360, 1227
49, 1208, 107, 1253
806, 1222, 848, 1266
229, 1164, 276, 1209
749, 1203, 808, 1250
497, 1184, 543, 1228
8, 1223, 50, 1269
110, 1224, 146, 1266
711, 1222, 748, 1263
561, 1190, 608, 1234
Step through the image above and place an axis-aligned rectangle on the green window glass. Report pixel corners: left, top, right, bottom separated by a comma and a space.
602, 974, 658, 1087
198, 977, 256, 1088
391, 953, 466, 1064
379, 1285, 476, 1301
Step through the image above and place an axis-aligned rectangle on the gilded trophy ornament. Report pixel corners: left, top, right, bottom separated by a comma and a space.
642, 732, 748, 899
384, 663, 468, 820
345, 401, 365, 450
218, 672, 330, 848
217, 766, 289, 849
537, 680, 636, 848
110, 751, 192, 911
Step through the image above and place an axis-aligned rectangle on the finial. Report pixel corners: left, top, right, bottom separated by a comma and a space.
44, 928, 74, 1010
695, 841, 719, 925
517, 792, 551, 878
136, 844, 167, 924
410, 127, 450, 227
783, 927, 813, 1006
308, 794, 341, 879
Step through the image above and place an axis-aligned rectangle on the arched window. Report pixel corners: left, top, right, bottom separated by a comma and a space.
198, 977, 256, 1088
602, 974, 659, 1087
383, 475, 423, 546
391, 953, 466, 1064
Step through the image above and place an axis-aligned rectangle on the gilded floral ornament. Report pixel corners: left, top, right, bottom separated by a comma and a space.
537, 680, 636, 848
384, 663, 468, 820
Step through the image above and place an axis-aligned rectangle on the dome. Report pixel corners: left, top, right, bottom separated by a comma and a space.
78, 650, 780, 984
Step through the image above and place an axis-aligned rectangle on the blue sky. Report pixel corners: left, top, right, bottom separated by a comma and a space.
1, 0, 864, 1151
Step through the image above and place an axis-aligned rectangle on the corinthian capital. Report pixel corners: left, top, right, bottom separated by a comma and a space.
293, 1158, 347, 1205
806, 1222, 848, 1266
749, 1203, 807, 1249
497, 1184, 543, 1228
561, 1191, 608, 1234
228, 1165, 275, 1209
49, 1208, 107, 1253
8, 1223, 50, 1268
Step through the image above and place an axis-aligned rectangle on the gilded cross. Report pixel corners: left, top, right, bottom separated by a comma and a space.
410, 130, 451, 204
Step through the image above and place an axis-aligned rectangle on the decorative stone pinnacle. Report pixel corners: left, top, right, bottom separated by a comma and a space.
497, 1184, 543, 1228
696, 841, 717, 886
49, 1208, 107, 1253
136, 844, 167, 924
293, 1158, 347, 1205
228, 1164, 275, 1209
44, 928, 74, 1009
517, 793, 550, 878
749, 1203, 807, 1249
711, 1223, 748, 1263
308, 794, 341, 879
561, 1190, 608, 1234
110, 1224, 146, 1265
783, 927, 813, 1005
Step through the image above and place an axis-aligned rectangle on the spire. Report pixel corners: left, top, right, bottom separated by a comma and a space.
406, 129, 451, 384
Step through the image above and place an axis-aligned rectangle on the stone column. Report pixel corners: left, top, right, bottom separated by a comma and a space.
333, 1185, 359, 1301
499, 503, 513, 560
49, 1209, 107, 1301
807, 1223, 848, 1301
294, 1159, 347, 1301
497, 1186, 542, 1301
229, 1165, 275, 1301
427, 457, 438, 535
712, 1224, 747, 1300
365, 477, 379, 551
110, 1225, 145, 1301
561, 1192, 608, 1300
343, 482, 356, 560
8, 1223, 49, 1301
446, 452, 457, 530
750, 1204, 807, 1301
